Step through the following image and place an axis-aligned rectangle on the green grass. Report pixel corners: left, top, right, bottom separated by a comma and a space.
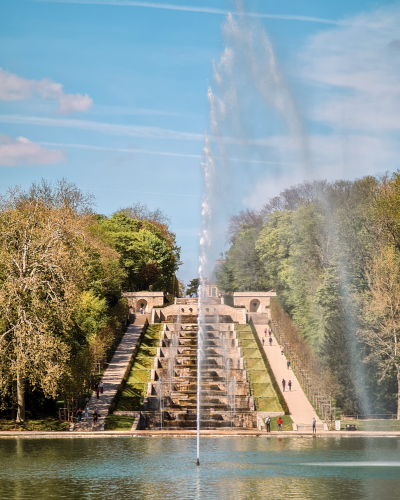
104, 415, 135, 430
236, 324, 283, 416
264, 415, 293, 431
256, 399, 284, 412
337, 420, 400, 432
0, 418, 69, 431
114, 324, 163, 413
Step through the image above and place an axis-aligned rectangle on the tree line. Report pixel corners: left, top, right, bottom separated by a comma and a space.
217, 174, 400, 418
0, 179, 181, 421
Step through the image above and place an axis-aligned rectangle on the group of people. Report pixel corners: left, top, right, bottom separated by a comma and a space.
94, 381, 103, 399
139, 306, 146, 314
264, 416, 317, 433
264, 416, 283, 432
76, 404, 99, 424
76, 381, 103, 425
281, 378, 292, 392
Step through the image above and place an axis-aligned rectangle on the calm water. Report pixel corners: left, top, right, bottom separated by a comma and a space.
1, 437, 400, 500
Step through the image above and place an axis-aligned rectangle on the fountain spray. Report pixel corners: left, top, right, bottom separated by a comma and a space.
196, 0, 310, 463
196, 134, 216, 466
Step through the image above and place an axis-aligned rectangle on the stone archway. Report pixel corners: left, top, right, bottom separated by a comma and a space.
137, 299, 148, 313
250, 299, 261, 312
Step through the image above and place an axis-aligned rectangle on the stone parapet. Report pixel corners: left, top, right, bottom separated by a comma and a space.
233, 291, 277, 314
123, 291, 164, 315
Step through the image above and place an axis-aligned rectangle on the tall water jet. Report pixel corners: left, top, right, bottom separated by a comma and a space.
197, 134, 216, 465
197, 0, 310, 461
228, 376, 236, 427
156, 376, 164, 429
168, 332, 178, 391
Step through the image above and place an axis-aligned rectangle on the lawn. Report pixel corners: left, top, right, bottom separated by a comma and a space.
263, 415, 294, 431
0, 418, 69, 431
104, 415, 135, 430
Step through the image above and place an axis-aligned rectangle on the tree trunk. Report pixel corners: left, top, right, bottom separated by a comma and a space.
16, 373, 25, 422
397, 366, 400, 420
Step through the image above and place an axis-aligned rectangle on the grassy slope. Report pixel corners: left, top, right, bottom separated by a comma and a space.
236, 324, 283, 413
115, 324, 163, 412
104, 415, 135, 430
0, 418, 69, 431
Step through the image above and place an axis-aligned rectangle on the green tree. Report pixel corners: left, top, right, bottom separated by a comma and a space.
186, 278, 199, 297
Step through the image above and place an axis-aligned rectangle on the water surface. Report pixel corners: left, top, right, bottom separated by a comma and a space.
1, 436, 400, 499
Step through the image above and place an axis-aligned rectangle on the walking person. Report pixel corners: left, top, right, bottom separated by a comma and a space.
277, 416, 283, 432
93, 407, 98, 425
265, 416, 271, 433
269, 336, 272, 346
100, 382, 104, 394
76, 408, 82, 423
288, 380, 292, 392
262, 338, 265, 347
282, 378, 286, 392
85, 404, 89, 421
287, 360, 290, 370
96, 386, 100, 399
269, 327, 272, 336
264, 328, 267, 337
312, 417, 317, 434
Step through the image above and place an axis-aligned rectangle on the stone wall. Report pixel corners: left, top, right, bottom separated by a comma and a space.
122, 291, 164, 314
233, 291, 277, 316
151, 303, 247, 324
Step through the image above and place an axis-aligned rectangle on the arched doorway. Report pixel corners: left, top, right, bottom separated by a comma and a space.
250, 299, 261, 312
136, 299, 148, 313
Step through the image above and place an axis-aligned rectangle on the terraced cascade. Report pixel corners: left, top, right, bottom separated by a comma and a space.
141, 322, 257, 430
112, 320, 284, 430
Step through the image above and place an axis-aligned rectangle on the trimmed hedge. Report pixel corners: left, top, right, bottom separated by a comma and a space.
248, 318, 289, 415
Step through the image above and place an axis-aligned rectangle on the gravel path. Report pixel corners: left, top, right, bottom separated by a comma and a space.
255, 324, 322, 428
76, 324, 143, 431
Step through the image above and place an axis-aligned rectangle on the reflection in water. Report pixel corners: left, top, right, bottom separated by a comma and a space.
0, 437, 400, 500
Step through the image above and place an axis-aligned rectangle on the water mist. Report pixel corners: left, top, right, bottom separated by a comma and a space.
197, 0, 310, 463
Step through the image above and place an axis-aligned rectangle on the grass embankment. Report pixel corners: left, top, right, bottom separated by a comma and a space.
0, 418, 69, 432
268, 415, 293, 431
104, 415, 135, 430
235, 324, 284, 414
115, 324, 163, 412
335, 420, 400, 432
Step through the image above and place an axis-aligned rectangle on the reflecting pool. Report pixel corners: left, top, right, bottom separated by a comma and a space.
1, 437, 400, 500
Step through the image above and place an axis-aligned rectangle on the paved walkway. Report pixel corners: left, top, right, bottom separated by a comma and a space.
255, 325, 321, 427
76, 323, 143, 431
3, 429, 400, 437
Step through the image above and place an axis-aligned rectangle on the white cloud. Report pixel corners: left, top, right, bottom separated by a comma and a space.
31, 0, 342, 25
242, 132, 399, 209
0, 114, 202, 141
0, 133, 66, 166
0, 68, 93, 114
300, 4, 400, 134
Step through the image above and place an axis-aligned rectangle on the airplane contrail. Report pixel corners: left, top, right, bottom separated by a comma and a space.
30, 0, 344, 25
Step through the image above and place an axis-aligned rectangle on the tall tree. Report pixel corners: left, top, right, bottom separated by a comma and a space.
0, 188, 90, 421
186, 278, 199, 297
359, 246, 400, 419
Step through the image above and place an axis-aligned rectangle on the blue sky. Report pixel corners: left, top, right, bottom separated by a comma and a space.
1, 0, 400, 284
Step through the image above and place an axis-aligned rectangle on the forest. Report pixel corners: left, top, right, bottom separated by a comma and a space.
0, 179, 181, 422
217, 173, 400, 418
